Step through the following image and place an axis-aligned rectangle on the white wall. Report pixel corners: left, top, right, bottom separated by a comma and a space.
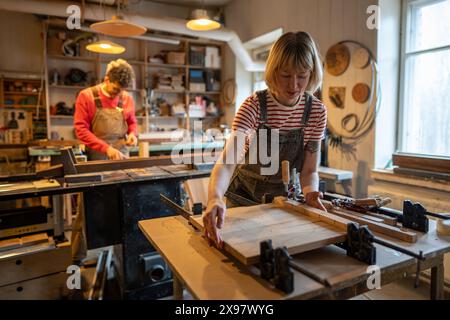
224, 0, 379, 197
375, 0, 401, 169
0, 11, 43, 73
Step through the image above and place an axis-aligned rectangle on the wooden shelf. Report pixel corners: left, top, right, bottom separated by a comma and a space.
100, 59, 145, 66
4, 91, 41, 95
187, 65, 221, 70
47, 54, 97, 62
152, 89, 185, 94
148, 62, 186, 69
148, 115, 220, 120
50, 115, 73, 119
0, 143, 28, 149
187, 91, 221, 95
0, 104, 44, 109
49, 85, 85, 90
49, 85, 143, 93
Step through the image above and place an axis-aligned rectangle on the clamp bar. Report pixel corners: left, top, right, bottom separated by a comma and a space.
160, 194, 192, 221
372, 237, 425, 261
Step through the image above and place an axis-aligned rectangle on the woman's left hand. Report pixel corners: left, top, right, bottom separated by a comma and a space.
305, 191, 327, 211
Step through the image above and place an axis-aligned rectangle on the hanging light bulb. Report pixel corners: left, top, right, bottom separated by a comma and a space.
186, 9, 221, 31
86, 40, 126, 54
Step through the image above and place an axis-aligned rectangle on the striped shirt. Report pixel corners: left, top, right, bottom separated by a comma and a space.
232, 90, 327, 147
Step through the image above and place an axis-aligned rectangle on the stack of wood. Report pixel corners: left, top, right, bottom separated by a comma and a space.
154, 72, 172, 90
153, 72, 184, 91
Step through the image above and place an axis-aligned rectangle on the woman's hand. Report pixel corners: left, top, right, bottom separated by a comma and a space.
305, 191, 327, 211
202, 197, 227, 248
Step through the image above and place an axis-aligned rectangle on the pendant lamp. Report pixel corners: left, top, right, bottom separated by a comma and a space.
186, 9, 221, 31
86, 39, 125, 54
90, 15, 147, 37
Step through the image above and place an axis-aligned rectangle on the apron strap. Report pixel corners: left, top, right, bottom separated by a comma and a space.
256, 89, 268, 124
90, 86, 103, 109
91, 86, 124, 109
117, 94, 123, 109
300, 93, 313, 126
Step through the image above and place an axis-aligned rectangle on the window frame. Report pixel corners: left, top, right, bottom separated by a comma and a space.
397, 0, 450, 159
251, 44, 271, 92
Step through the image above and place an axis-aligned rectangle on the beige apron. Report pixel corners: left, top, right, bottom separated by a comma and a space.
86, 86, 129, 160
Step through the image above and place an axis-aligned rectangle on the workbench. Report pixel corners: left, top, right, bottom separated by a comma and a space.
139, 215, 450, 300
0, 164, 211, 299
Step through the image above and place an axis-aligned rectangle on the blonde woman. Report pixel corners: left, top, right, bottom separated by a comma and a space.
203, 32, 328, 247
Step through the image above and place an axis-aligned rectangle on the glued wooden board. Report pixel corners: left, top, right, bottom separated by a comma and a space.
190, 203, 346, 265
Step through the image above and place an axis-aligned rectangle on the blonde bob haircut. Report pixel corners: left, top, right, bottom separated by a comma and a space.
265, 31, 323, 95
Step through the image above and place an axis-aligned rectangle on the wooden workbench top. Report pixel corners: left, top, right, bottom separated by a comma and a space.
138, 216, 450, 300
139, 216, 328, 300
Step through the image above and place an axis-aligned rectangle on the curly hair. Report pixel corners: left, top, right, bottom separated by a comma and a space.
105, 59, 135, 88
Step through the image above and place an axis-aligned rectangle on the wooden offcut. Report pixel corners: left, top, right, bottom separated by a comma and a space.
392, 153, 450, 174
190, 203, 346, 266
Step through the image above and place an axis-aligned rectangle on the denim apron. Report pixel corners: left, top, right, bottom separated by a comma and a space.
226, 89, 313, 207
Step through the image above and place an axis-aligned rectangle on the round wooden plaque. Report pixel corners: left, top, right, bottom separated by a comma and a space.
352, 47, 370, 69
352, 83, 370, 103
325, 43, 350, 76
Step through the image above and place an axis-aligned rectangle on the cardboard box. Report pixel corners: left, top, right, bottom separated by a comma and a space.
189, 83, 206, 92
166, 52, 185, 65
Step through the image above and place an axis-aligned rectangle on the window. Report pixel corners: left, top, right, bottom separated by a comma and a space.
252, 45, 271, 92
399, 0, 450, 157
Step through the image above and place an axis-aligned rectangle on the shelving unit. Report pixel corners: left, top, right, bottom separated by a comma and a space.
0, 76, 47, 143
43, 19, 226, 140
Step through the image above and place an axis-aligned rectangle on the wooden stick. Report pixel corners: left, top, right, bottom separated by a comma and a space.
321, 200, 417, 243
273, 197, 349, 232
275, 197, 417, 243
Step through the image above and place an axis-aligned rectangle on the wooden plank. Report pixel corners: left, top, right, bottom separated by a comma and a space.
229, 223, 346, 265
74, 153, 206, 174
273, 197, 350, 231
190, 203, 346, 265
326, 208, 417, 243
393, 167, 450, 182
393, 153, 450, 174
321, 198, 397, 226
32, 179, 61, 190
275, 197, 417, 243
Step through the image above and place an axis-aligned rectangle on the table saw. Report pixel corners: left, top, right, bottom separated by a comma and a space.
0, 148, 213, 299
